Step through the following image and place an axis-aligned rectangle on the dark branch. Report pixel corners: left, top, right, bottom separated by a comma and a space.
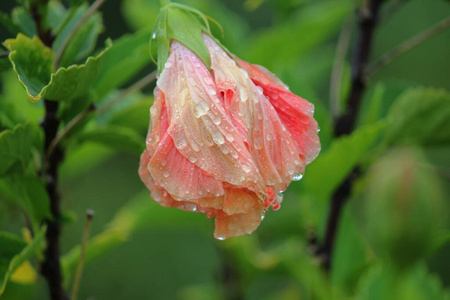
320, 0, 385, 271
30, 2, 67, 299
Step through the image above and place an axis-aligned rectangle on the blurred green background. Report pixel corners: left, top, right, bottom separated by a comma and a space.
0, 0, 449, 299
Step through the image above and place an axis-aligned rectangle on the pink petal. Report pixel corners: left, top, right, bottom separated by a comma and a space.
204, 35, 303, 192
238, 60, 321, 164
214, 190, 263, 239
157, 41, 263, 190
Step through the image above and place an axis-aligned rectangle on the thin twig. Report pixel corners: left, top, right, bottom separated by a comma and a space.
53, 0, 106, 69
70, 210, 95, 300
368, 16, 450, 75
330, 18, 353, 119
47, 70, 157, 157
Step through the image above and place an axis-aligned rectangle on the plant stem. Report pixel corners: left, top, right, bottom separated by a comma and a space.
41, 100, 67, 300
70, 210, 95, 300
368, 16, 450, 76
30, 3, 67, 299
321, 0, 385, 271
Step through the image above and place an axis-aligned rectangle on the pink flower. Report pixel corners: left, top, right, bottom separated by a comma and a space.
139, 34, 320, 239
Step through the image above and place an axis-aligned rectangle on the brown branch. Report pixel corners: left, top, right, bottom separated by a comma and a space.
321, 0, 385, 271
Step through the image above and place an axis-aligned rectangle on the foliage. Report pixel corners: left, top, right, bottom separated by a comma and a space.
0, 0, 449, 299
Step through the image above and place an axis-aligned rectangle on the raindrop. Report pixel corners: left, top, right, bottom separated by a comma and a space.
175, 138, 187, 149
212, 131, 225, 145
164, 61, 173, 69
204, 77, 214, 85
242, 163, 252, 173
292, 173, 303, 181
225, 133, 234, 142
193, 102, 209, 118
213, 116, 222, 125
163, 171, 169, 178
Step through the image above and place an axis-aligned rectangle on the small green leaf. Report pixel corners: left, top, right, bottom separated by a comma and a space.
386, 88, 450, 146
0, 124, 34, 176
76, 125, 145, 154
106, 95, 153, 133
3, 34, 53, 102
5, 34, 111, 102
93, 29, 152, 100
52, 4, 103, 67
154, 5, 212, 73
0, 175, 52, 228
11, 7, 37, 38
0, 226, 46, 296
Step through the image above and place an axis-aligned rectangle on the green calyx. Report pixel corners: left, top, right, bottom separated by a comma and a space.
150, 2, 223, 73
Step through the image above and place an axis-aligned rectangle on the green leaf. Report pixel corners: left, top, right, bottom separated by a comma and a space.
3, 34, 53, 102
4, 34, 112, 102
93, 29, 152, 100
302, 121, 387, 203
240, 0, 351, 69
11, 7, 37, 38
356, 263, 450, 300
106, 95, 153, 133
0, 226, 46, 296
52, 4, 103, 67
0, 124, 34, 176
0, 175, 52, 228
386, 88, 450, 146
76, 125, 145, 154
154, 5, 211, 72
39, 43, 111, 102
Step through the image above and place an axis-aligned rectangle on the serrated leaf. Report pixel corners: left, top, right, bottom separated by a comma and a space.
0, 124, 34, 176
386, 88, 450, 146
11, 7, 37, 38
93, 29, 152, 100
39, 43, 111, 102
52, 4, 103, 67
3, 34, 53, 102
0, 226, 46, 296
5, 34, 111, 102
302, 121, 387, 203
0, 175, 52, 229
76, 125, 145, 153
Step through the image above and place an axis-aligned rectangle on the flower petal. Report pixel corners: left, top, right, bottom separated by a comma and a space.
204, 35, 302, 192
157, 41, 263, 190
238, 60, 321, 164
214, 192, 263, 239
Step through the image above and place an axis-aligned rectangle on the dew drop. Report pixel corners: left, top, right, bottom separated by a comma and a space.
164, 61, 173, 69
242, 163, 252, 173
163, 171, 169, 178
292, 173, 303, 181
193, 102, 209, 118
175, 138, 187, 149
225, 133, 235, 142
213, 116, 222, 125
212, 131, 225, 145
204, 77, 214, 85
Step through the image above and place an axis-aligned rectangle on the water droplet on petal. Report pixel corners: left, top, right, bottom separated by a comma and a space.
204, 77, 214, 85
242, 163, 252, 173
292, 173, 303, 181
163, 171, 169, 178
193, 102, 209, 118
212, 131, 225, 145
